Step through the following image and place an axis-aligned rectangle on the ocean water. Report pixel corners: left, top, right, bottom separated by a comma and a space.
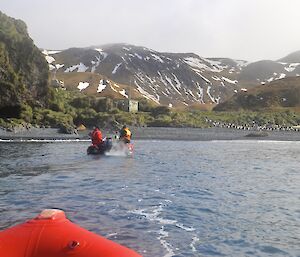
0, 140, 299, 257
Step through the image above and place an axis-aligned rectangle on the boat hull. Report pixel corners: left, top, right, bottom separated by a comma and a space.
87, 138, 113, 155
0, 209, 142, 257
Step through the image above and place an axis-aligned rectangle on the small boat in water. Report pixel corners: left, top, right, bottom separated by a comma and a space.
87, 138, 134, 156
87, 138, 113, 155
0, 209, 142, 257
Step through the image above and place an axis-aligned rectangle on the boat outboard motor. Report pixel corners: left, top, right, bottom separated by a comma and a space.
104, 137, 113, 151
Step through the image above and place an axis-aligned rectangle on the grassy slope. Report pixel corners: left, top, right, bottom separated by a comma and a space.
214, 77, 300, 111
56, 72, 146, 100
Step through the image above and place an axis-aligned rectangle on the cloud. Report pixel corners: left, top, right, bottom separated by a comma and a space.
1, 0, 300, 61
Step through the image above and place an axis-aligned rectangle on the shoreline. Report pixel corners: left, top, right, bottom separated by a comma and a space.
1, 127, 300, 142
131, 127, 300, 141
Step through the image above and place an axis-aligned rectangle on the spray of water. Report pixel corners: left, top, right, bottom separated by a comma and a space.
105, 141, 133, 157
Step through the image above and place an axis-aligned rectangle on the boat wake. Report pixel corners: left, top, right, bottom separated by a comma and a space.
105, 142, 133, 157
129, 201, 197, 257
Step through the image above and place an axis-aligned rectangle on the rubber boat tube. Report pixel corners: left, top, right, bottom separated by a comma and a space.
0, 209, 142, 257
87, 138, 113, 155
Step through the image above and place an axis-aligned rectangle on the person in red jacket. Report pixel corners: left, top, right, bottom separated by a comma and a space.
91, 126, 103, 148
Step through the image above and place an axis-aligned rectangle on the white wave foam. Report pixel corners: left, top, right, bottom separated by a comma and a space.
130, 201, 197, 257
105, 151, 127, 157
105, 142, 133, 157
190, 236, 200, 252
105, 148, 130, 157
130, 205, 176, 225
175, 223, 195, 232
158, 226, 175, 257
106, 232, 118, 238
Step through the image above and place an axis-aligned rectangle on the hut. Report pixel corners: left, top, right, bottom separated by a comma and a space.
115, 99, 139, 112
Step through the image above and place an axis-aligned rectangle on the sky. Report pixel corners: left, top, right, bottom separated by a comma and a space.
1, 0, 300, 62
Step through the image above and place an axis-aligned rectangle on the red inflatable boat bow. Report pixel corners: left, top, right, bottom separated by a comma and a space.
0, 209, 142, 257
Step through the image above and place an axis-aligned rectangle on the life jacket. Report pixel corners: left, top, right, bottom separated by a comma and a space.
120, 128, 131, 141
91, 129, 103, 146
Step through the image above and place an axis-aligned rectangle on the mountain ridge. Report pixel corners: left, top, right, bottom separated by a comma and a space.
44, 43, 300, 107
44, 44, 248, 106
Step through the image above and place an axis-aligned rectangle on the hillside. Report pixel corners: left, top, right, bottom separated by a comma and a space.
214, 77, 300, 111
0, 11, 49, 118
55, 72, 140, 100
43, 44, 248, 107
43, 44, 300, 108
278, 50, 300, 63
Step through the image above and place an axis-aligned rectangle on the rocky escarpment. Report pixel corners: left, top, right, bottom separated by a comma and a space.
0, 11, 49, 118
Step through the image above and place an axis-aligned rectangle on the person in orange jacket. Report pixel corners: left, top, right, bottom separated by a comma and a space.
91, 126, 103, 148
119, 125, 131, 143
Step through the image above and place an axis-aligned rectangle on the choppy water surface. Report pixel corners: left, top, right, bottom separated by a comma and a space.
0, 140, 299, 256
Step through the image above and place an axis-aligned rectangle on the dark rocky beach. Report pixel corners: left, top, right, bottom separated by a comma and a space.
131, 127, 300, 141
1, 127, 300, 141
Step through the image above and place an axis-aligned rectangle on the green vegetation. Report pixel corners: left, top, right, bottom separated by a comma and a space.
215, 77, 300, 112
2, 84, 300, 133
0, 11, 49, 119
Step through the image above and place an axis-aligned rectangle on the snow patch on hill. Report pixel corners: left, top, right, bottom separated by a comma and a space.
184, 57, 209, 71
165, 75, 182, 95
45, 56, 55, 64
65, 63, 89, 72
134, 53, 143, 60
42, 49, 62, 55
91, 55, 101, 73
135, 81, 160, 103
206, 86, 220, 103
196, 83, 204, 103
55, 64, 64, 69
151, 53, 164, 63
204, 58, 228, 71
112, 63, 122, 74
222, 77, 238, 84
97, 80, 106, 93
279, 73, 286, 79
119, 89, 128, 98
184, 57, 226, 73
284, 63, 300, 72
77, 82, 89, 91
